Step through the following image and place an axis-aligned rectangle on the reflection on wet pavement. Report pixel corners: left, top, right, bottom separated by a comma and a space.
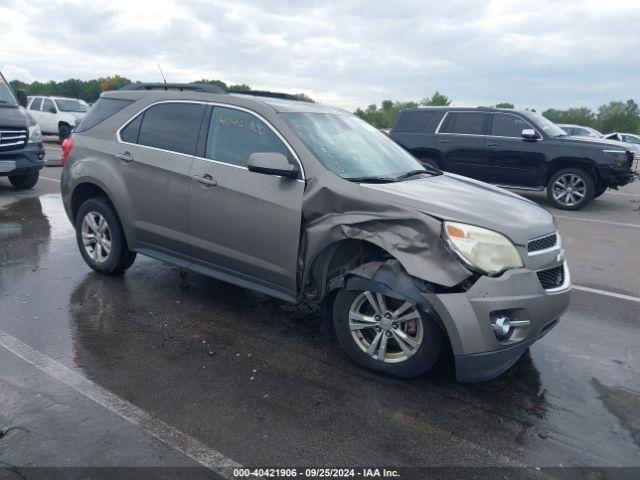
1, 194, 639, 469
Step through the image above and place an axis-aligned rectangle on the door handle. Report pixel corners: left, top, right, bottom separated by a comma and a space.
193, 174, 218, 187
486, 143, 500, 147
115, 152, 133, 163
439, 139, 452, 144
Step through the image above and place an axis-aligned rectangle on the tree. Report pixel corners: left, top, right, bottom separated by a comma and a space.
495, 102, 514, 109
420, 91, 451, 106
542, 107, 596, 128
294, 93, 314, 103
100, 75, 131, 92
596, 100, 640, 134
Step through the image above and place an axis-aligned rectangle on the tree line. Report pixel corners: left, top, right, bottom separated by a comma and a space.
9, 76, 640, 134
355, 93, 640, 134
9, 75, 314, 103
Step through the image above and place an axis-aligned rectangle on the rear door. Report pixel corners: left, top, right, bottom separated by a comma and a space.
40, 98, 58, 134
116, 101, 206, 258
28, 97, 43, 125
187, 105, 305, 301
484, 113, 546, 187
435, 111, 489, 180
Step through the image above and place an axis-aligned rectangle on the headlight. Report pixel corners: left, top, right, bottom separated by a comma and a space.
603, 149, 628, 169
442, 221, 523, 276
28, 124, 42, 143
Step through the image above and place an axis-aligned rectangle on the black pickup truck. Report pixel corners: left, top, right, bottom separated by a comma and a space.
390, 106, 637, 210
0, 71, 45, 189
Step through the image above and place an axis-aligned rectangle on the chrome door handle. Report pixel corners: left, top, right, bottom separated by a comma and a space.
115, 152, 133, 163
486, 143, 500, 147
193, 174, 217, 187
438, 139, 452, 144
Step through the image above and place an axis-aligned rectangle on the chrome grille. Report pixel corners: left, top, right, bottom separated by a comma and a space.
528, 233, 557, 253
537, 265, 564, 290
0, 128, 28, 151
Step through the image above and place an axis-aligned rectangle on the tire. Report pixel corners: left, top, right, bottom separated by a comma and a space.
333, 289, 444, 378
546, 168, 595, 210
594, 185, 607, 199
75, 197, 136, 275
58, 123, 72, 143
8, 171, 39, 189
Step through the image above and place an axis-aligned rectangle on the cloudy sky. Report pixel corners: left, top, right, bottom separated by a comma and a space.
1, 0, 639, 111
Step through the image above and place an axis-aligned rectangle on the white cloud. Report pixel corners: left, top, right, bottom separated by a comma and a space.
0, 0, 638, 111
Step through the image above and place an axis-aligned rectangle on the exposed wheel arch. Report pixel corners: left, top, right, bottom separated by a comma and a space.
70, 183, 112, 223
547, 157, 599, 185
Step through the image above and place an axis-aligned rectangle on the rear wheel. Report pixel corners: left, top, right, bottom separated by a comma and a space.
58, 123, 72, 143
333, 289, 444, 377
546, 168, 594, 210
75, 197, 136, 275
8, 171, 39, 189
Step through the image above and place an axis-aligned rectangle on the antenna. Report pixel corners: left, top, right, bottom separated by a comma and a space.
157, 64, 167, 84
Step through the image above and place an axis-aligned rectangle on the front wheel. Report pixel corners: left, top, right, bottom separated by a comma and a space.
546, 168, 594, 210
333, 289, 444, 378
8, 171, 39, 189
75, 197, 136, 275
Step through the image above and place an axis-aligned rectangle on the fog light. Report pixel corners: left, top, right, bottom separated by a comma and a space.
38, 153, 45, 160
491, 314, 512, 340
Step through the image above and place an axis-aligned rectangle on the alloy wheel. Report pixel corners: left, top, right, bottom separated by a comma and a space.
349, 292, 423, 363
81, 211, 112, 263
552, 173, 586, 207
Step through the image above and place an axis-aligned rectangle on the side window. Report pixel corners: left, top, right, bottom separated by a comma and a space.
623, 135, 640, 144
76, 97, 132, 133
491, 114, 532, 137
394, 111, 435, 133
137, 103, 206, 155
42, 98, 56, 113
120, 114, 143, 143
206, 107, 289, 167
29, 98, 42, 111
440, 112, 486, 135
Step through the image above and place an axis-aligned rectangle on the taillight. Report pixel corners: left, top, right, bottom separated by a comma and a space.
61, 137, 73, 166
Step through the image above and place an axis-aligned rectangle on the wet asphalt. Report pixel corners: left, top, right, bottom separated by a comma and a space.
0, 147, 639, 476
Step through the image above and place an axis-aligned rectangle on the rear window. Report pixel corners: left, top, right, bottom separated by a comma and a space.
394, 111, 436, 133
440, 112, 487, 135
75, 97, 133, 133
136, 102, 206, 155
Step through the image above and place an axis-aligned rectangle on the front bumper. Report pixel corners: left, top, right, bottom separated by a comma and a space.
426, 262, 571, 382
598, 163, 638, 188
0, 142, 45, 176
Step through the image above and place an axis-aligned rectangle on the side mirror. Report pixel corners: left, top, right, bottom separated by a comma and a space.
521, 128, 540, 140
247, 152, 299, 179
16, 90, 28, 108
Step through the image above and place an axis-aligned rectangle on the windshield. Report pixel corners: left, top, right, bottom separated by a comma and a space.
55, 98, 88, 112
0, 72, 18, 105
528, 112, 568, 137
282, 112, 429, 181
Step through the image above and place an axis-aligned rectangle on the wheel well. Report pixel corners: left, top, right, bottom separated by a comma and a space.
58, 121, 71, 129
71, 183, 111, 222
310, 240, 393, 300
547, 158, 599, 184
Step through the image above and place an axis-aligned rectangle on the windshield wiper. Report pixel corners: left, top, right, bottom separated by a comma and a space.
344, 175, 396, 183
392, 169, 432, 181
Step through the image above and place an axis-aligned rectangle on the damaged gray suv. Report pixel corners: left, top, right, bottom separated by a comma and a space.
61, 84, 571, 382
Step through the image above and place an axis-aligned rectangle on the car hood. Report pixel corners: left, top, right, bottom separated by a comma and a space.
0, 104, 30, 128
360, 173, 555, 246
560, 135, 631, 150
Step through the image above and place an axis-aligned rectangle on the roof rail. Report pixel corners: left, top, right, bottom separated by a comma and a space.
119, 83, 226, 94
232, 90, 300, 101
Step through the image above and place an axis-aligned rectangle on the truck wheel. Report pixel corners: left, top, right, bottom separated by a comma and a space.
546, 168, 594, 210
333, 289, 443, 378
8, 171, 39, 189
58, 123, 72, 143
75, 197, 136, 275
594, 185, 607, 199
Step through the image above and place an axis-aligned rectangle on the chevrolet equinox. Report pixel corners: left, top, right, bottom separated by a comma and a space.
61, 84, 571, 382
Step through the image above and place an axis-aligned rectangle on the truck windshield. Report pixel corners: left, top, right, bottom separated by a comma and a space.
0, 73, 18, 105
56, 99, 88, 112
527, 112, 568, 138
282, 112, 432, 181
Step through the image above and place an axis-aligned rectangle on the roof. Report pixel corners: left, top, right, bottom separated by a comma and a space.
401, 106, 522, 114
102, 84, 347, 115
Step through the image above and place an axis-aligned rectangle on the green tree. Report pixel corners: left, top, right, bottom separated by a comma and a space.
100, 75, 131, 92
542, 107, 596, 128
420, 91, 451, 106
596, 100, 640, 134
495, 102, 514, 108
